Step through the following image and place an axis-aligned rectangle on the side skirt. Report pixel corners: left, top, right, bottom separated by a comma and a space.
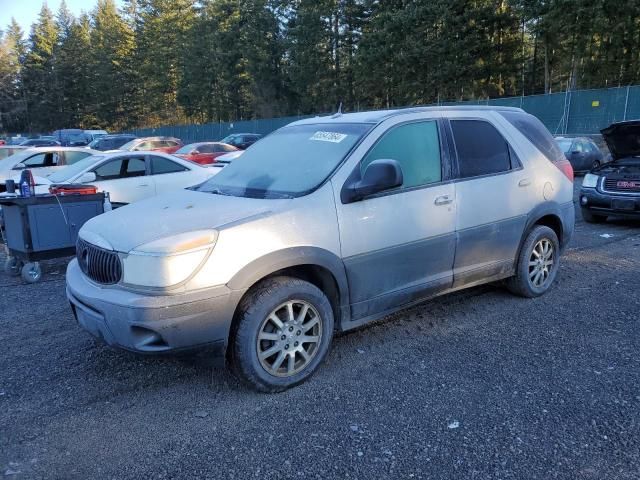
339, 269, 514, 333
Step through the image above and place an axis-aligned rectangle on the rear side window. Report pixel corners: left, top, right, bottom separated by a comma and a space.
198, 144, 215, 153
500, 111, 566, 164
150, 156, 188, 175
450, 120, 511, 178
64, 151, 91, 165
361, 121, 442, 189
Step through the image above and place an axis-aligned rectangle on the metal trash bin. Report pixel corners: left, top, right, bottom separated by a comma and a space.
0, 193, 106, 283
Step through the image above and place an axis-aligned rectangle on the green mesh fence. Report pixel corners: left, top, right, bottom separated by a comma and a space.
125, 85, 640, 142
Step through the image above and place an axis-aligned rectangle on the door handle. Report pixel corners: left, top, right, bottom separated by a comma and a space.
518, 178, 531, 187
137, 184, 149, 187
434, 195, 453, 206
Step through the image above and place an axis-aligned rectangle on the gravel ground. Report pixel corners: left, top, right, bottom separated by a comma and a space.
1, 180, 639, 479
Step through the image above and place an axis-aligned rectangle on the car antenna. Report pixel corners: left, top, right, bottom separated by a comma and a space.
331, 102, 343, 119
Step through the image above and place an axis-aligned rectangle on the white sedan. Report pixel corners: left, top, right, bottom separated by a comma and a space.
0, 147, 99, 183
28, 151, 222, 205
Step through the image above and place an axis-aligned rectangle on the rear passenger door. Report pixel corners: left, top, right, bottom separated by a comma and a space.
448, 116, 530, 288
333, 117, 456, 320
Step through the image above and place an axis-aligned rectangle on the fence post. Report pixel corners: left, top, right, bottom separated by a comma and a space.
623, 85, 630, 121
564, 90, 572, 134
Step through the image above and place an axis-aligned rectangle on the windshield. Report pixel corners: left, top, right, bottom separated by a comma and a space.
556, 139, 573, 153
220, 135, 237, 143
48, 155, 105, 183
88, 138, 102, 148
176, 144, 197, 154
196, 123, 371, 198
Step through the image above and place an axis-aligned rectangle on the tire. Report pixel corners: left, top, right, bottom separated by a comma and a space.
21, 262, 42, 284
581, 208, 606, 223
230, 276, 334, 392
4, 257, 21, 277
507, 226, 560, 298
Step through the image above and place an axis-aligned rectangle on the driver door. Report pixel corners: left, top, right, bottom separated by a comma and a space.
332, 117, 456, 320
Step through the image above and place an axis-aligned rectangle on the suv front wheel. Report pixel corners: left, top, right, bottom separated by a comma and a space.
230, 276, 334, 392
507, 225, 560, 298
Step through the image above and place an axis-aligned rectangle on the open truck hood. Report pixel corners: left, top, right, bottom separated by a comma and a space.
601, 121, 640, 160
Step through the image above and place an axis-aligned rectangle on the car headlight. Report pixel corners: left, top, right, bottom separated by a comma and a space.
582, 173, 599, 188
122, 230, 218, 288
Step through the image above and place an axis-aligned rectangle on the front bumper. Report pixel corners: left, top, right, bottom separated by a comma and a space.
66, 259, 243, 354
580, 187, 640, 218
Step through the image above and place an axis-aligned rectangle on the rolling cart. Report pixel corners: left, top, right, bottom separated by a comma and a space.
0, 193, 107, 283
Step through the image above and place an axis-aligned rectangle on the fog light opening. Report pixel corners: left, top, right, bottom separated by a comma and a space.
131, 326, 169, 350
581, 196, 588, 206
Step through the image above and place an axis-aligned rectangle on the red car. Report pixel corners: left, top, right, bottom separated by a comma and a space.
118, 136, 183, 154
174, 142, 239, 165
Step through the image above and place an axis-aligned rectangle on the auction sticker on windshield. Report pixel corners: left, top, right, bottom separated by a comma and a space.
310, 131, 348, 143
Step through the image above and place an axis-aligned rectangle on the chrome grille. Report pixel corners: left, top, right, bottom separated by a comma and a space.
602, 177, 640, 194
76, 238, 122, 285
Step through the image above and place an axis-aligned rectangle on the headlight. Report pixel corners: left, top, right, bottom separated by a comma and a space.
582, 173, 599, 188
122, 230, 218, 288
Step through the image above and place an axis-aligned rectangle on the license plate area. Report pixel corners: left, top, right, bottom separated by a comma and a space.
611, 199, 636, 211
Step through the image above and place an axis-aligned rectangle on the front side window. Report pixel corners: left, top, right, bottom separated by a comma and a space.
150, 156, 187, 175
451, 120, 511, 178
19, 152, 59, 168
94, 157, 146, 180
19, 153, 47, 168
197, 123, 371, 198
573, 141, 584, 153
361, 121, 442, 189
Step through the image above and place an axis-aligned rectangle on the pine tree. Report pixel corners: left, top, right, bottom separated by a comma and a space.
22, 5, 59, 132
0, 19, 27, 132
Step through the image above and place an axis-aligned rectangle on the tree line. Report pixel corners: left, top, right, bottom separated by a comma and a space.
1, 0, 639, 134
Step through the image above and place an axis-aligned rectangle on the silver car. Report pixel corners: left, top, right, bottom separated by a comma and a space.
67, 107, 575, 392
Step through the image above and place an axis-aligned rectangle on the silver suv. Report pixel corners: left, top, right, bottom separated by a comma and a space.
67, 107, 575, 391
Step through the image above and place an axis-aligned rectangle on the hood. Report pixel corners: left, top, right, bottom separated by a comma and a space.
593, 157, 640, 176
80, 189, 287, 253
601, 121, 640, 160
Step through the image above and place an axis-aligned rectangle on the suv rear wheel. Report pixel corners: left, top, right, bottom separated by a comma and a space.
230, 276, 334, 392
507, 225, 560, 298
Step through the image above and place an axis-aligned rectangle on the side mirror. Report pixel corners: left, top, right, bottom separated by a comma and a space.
13, 162, 26, 170
78, 172, 97, 183
342, 159, 403, 204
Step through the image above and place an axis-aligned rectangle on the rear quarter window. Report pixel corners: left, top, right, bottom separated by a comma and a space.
500, 111, 566, 164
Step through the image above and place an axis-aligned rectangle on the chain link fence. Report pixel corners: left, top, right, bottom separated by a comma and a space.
9, 85, 639, 142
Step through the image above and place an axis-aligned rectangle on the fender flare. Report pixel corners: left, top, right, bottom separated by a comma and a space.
517, 201, 574, 261
227, 246, 350, 309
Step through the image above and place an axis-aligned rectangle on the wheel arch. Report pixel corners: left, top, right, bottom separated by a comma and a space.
515, 202, 573, 265
227, 247, 351, 332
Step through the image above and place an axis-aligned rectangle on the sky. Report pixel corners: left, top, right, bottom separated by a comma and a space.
0, 0, 122, 35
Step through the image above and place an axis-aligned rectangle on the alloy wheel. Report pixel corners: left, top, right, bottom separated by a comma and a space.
528, 239, 554, 288
256, 300, 322, 377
